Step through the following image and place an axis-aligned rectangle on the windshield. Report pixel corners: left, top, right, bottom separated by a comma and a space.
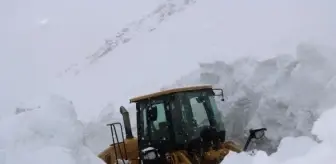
208, 96, 225, 131
190, 97, 210, 127
175, 89, 223, 143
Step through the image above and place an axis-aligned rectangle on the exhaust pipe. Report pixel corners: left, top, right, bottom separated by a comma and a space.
120, 106, 134, 139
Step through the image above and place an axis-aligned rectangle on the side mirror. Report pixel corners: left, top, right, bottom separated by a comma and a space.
243, 128, 267, 151
148, 106, 158, 121
249, 128, 266, 139
213, 88, 225, 101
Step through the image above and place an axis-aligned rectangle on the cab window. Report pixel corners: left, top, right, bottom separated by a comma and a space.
152, 103, 167, 129
189, 97, 210, 127
139, 100, 170, 141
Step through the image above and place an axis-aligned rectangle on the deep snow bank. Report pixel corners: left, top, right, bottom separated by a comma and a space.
83, 103, 138, 154
83, 103, 124, 154
0, 95, 104, 164
221, 104, 336, 164
166, 43, 336, 153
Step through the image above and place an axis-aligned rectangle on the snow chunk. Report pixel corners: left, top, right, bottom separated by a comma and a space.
83, 103, 123, 154
312, 107, 336, 145
0, 95, 104, 164
270, 136, 317, 162
221, 105, 336, 164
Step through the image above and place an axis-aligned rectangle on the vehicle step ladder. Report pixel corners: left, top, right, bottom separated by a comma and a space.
107, 122, 128, 164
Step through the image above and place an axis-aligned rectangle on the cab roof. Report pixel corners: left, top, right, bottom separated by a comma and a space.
129, 85, 213, 103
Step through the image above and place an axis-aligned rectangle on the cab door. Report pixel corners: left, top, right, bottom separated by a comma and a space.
137, 99, 173, 164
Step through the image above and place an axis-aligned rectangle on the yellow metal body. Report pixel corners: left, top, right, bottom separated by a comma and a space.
98, 138, 139, 164
129, 85, 213, 102
98, 138, 242, 164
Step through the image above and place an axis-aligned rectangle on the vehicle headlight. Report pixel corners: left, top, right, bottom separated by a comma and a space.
144, 151, 157, 159
141, 147, 160, 160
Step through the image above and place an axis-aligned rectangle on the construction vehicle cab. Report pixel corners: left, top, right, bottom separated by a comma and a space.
98, 85, 267, 164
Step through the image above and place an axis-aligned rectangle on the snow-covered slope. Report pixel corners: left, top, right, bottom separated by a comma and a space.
0, 0, 161, 118
52, 0, 336, 122
2, 0, 335, 121
1, 0, 336, 164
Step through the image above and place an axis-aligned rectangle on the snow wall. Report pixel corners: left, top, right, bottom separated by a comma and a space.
1, 43, 336, 164
0, 95, 105, 164
168, 43, 336, 153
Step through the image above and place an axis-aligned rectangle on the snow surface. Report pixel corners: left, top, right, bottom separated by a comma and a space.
1, 0, 336, 164
220, 105, 336, 164
0, 95, 105, 164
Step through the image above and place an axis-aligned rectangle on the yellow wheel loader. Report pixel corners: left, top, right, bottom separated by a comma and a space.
98, 85, 266, 164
